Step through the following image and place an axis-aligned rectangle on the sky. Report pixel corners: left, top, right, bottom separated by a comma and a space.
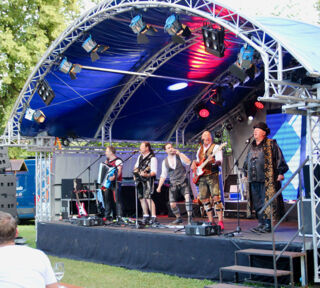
82, 0, 319, 25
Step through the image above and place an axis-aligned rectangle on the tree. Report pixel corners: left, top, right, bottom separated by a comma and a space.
317, 0, 320, 24
0, 0, 80, 133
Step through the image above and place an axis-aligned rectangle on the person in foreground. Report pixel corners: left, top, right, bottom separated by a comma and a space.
0, 211, 58, 288
157, 143, 193, 225
243, 122, 288, 233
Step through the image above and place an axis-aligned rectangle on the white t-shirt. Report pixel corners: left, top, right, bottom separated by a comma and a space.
0, 245, 57, 288
134, 154, 157, 174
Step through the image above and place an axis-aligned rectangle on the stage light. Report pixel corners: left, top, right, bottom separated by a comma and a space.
37, 80, 55, 106
167, 82, 188, 91
248, 115, 254, 121
195, 102, 210, 119
254, 101, 264, 110
33, 110, 46, 124
164, 14, 191, 44
82, 35, 109, 62
209, 87, 223, 106
229, 43, 256, 82
226, 122, 233, 131
202, 25, 225, 57
59, 57, 82, 80
129, 14, 157, 44
215, 130, 222, 138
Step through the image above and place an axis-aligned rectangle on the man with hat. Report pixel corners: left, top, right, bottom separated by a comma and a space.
243, 122, 288, 233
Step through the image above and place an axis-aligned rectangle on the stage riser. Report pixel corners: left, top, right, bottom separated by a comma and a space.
37, 222, 303, 281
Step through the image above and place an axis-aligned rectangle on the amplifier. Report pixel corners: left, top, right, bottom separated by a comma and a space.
185, 222, 221, 236
77, 216, 104, 227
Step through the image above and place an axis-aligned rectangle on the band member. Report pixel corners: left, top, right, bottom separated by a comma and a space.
157, 143, 193, 225
134, 142, 158, 225
191, 131, 224, 230
103, 146, 123, 220
243, 122, 288, 233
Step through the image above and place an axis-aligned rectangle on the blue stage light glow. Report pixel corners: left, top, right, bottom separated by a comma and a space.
167, 82, 188, 91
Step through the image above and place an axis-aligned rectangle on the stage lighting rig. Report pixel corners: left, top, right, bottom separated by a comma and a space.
59, 57, 82, 80
82, 35, 109, 62
229, 43, 256, 82
202, 25, 225, 57
37, 79, 55, 105
164, 14, 191, 44
33, 110, 46, 124
129, 14, 157, 44
209, 87, 223, 107
194, 102, 210, 119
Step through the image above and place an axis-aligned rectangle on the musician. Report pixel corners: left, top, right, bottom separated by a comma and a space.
243, 122, 288, 233
157, 143, 193, 225
134, 142, 158, 225
103, 146, 123, 220
191, 131, 224, 230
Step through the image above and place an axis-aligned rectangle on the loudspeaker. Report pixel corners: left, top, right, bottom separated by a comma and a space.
0, 174, 17, 217
229, 64, 248, 82
0, 147, 10, 170
61, 179, 74, 199
298, 199, 320, 237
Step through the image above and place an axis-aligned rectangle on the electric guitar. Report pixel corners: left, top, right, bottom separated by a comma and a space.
75, 191, 88, 217
192, 142, 227, 184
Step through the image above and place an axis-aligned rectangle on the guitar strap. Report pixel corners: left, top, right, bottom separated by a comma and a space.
138, 153, 153, 171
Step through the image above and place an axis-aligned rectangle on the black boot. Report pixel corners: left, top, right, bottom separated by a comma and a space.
260, 219, 271, 233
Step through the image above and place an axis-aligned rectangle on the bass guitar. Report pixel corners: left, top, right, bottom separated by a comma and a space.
192, 142, 227, 184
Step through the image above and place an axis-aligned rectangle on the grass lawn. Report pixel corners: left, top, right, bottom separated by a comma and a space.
17, 222, 215, 288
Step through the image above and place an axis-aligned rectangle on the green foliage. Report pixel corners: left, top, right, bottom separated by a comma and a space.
0, 0, 80, 134
317, 0, 320, 24
8, 147, 35, 159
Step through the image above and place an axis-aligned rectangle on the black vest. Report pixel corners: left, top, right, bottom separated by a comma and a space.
165, 155, 186, 186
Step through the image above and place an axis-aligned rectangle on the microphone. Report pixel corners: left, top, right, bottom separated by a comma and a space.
245, 135, 253, 144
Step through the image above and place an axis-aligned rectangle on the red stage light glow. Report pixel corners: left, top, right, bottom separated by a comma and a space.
199, 108, 210, 118
254, 101, 264, 110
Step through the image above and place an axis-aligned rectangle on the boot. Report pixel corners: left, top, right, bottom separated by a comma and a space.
218, 221, 224, 231
171, 217, 183, 225
142, 215, 149, 225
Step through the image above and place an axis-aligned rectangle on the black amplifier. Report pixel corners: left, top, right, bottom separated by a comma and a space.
77, 216, 105, 227
185, 222, 221, 236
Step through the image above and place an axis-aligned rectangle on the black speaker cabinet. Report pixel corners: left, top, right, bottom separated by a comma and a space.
0, 174, 17, 217
61, 179, 74, 199
298, 199, 320, 237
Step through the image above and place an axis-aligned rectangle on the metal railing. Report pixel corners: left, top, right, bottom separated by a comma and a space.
259, 156, 309, 288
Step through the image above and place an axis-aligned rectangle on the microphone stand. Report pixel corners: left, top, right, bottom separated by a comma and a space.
224, 136, 253, 237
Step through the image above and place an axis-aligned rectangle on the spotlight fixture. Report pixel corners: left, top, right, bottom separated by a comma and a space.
82, 35, 109, 62
195, 102, 210, 119
254, 101, 264, 110
202, 25, 225, 57
33, 110, 46, 124
164, 14, 191, 44
215, 130, 222, 138
59, 57, 82, 80
229, 43, 256, 82
226, 122, 233, 131
129, 14, 157, 44
37, 80, 55, 105
209, 87, 223, 107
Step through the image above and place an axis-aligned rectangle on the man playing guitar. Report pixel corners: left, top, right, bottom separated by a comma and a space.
103, 146, 123, 220
191, 131, 224, 230
133, 142, 158, 225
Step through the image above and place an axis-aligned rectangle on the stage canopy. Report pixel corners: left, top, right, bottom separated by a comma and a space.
9, 0, 320, 143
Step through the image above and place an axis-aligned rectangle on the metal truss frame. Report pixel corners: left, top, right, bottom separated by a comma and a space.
2, 0, 320, 281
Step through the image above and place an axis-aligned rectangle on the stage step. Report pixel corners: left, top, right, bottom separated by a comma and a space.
220, 265, 291, 277
204, 284, 252, 288
236, 248, 305, 258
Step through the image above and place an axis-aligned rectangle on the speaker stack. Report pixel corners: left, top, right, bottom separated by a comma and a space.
0, 147, 17, 218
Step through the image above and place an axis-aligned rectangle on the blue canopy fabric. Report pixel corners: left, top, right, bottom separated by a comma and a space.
19, 7, 320, 142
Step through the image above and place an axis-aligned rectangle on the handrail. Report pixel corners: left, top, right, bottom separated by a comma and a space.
258, 156, 309, 215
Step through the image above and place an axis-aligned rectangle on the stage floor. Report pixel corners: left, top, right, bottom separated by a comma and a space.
37, 217, 311, 281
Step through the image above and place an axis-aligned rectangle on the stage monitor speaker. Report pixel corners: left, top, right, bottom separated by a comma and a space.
0, 174, 17, 217
61, 179, 74, 199
0, 146, 11, 171
298, 199, 320, 236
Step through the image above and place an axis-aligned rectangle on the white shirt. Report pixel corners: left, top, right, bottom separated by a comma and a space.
196, 143, 223, 163
160, 154, 188, 179
0, 245, 57, 288
134, 154, 157, 174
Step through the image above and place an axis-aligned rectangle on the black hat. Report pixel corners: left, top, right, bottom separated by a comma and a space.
253, 122, 270, 135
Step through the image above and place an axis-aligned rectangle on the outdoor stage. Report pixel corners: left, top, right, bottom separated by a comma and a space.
37, 217, 311, 282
